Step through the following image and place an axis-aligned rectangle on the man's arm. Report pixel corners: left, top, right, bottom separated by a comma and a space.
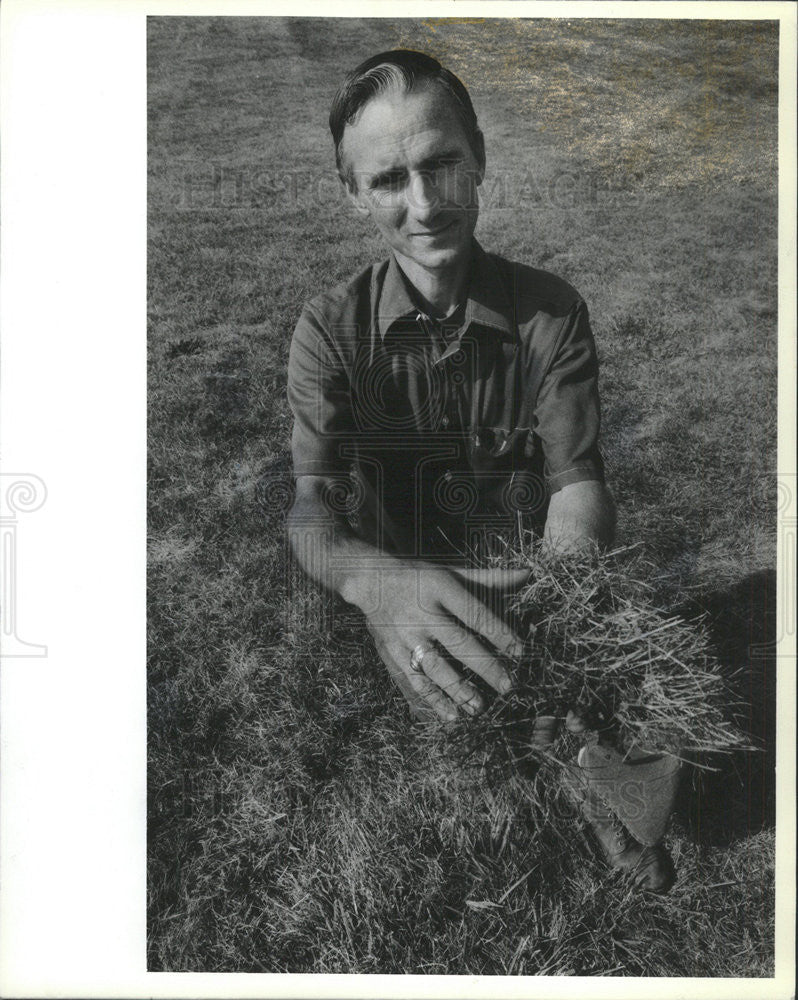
531, 295, 615, 555
543, 479, 616, 555
288, 475, 529, 721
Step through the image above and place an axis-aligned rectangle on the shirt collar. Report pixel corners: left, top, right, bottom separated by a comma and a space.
377, 239, 515, 342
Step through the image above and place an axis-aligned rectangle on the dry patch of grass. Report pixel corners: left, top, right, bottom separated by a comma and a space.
456, 545, 750, 778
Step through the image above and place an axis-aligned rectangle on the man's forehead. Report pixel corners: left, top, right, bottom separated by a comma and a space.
340, 82, 470, 174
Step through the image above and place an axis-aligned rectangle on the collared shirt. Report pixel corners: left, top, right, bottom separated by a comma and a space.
287, 240, 605, 560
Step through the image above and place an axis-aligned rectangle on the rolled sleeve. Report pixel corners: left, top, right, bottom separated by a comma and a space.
287, 305, 354, 477
534, 299, 605, 493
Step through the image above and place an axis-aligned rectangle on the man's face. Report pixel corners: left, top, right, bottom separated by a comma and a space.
341, 82, 485, 273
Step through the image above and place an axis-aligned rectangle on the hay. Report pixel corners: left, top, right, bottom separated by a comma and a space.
451, 543, 751, 779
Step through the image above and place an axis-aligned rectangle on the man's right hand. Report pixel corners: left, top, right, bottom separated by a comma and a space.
343, 562, 529, 722
288, 477, 529, 722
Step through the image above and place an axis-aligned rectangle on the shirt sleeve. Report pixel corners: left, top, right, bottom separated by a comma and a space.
287, 304, 354, 477
533, 298, 606, 493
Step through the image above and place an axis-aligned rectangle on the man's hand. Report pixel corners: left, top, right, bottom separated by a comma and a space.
288, 476, 530, 722
344, 562, 529, 722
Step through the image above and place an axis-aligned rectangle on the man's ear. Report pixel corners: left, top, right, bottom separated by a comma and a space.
473, 128, 486, 186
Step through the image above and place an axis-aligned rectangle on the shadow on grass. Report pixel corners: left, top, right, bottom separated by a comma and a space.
674, 568, 777, 847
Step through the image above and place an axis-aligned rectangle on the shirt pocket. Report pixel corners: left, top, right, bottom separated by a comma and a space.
468, 427, 546, 517
469, 426, 532, 471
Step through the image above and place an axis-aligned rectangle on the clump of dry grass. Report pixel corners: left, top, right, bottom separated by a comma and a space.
452, 543, 751, 783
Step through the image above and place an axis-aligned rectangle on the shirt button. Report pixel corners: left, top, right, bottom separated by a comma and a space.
444, 470, 452, 481
441, 415, 450, 428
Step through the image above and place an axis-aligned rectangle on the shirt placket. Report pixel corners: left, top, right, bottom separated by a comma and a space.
417, 311, 469, 432
414, 312, 448, 430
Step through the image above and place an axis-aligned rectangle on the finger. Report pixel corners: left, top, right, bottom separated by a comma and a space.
446, 590, 526, 660
565, 708, 589, 734
405, 668, 460, 722
531, 715, 559, 747
418, 647, 486, 715
439, 626, 514, 695
367, 628, 436, 716
450, 567, 532, 592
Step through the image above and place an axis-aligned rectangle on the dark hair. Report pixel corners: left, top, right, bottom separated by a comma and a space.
329, 49, 482, 188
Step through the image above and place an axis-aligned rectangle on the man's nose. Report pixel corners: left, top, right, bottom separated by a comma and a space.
407, 171, 439, 219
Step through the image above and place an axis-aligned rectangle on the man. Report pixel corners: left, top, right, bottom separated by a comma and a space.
287, 50, 675, 892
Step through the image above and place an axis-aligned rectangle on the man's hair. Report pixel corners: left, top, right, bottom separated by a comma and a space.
329, 49, 482, 189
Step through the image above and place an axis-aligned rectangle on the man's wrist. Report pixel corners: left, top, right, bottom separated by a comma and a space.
336, 550, 410, 611
337, 567, 370, 610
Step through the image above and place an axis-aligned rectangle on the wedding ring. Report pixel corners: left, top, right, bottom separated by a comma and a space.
409, 643, 430, 673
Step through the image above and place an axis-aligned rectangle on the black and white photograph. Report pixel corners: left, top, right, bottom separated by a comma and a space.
0, 2, 795, 996
147, 12, 782, 977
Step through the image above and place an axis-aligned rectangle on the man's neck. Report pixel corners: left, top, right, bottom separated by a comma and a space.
394, 250, 471, 320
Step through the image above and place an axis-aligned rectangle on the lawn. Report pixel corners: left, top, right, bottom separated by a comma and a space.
147, 16, 778, 975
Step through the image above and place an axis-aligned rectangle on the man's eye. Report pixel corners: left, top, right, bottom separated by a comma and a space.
373, 171, 405, 189
434, 157, 462, 172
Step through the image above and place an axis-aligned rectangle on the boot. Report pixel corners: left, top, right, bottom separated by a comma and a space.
581, 783, 676, 893
562, 747, 678, 894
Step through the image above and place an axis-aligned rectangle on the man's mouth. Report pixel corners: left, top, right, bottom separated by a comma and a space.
412, 219, 456, 238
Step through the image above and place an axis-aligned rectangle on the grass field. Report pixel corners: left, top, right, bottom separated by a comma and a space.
147, 17, 778, 975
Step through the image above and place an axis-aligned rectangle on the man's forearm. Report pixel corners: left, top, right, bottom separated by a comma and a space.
286, 486, 399, 613
543, 480, 616, 554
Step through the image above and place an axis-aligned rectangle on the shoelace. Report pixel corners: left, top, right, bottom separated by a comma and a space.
610, 812, 629, 853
